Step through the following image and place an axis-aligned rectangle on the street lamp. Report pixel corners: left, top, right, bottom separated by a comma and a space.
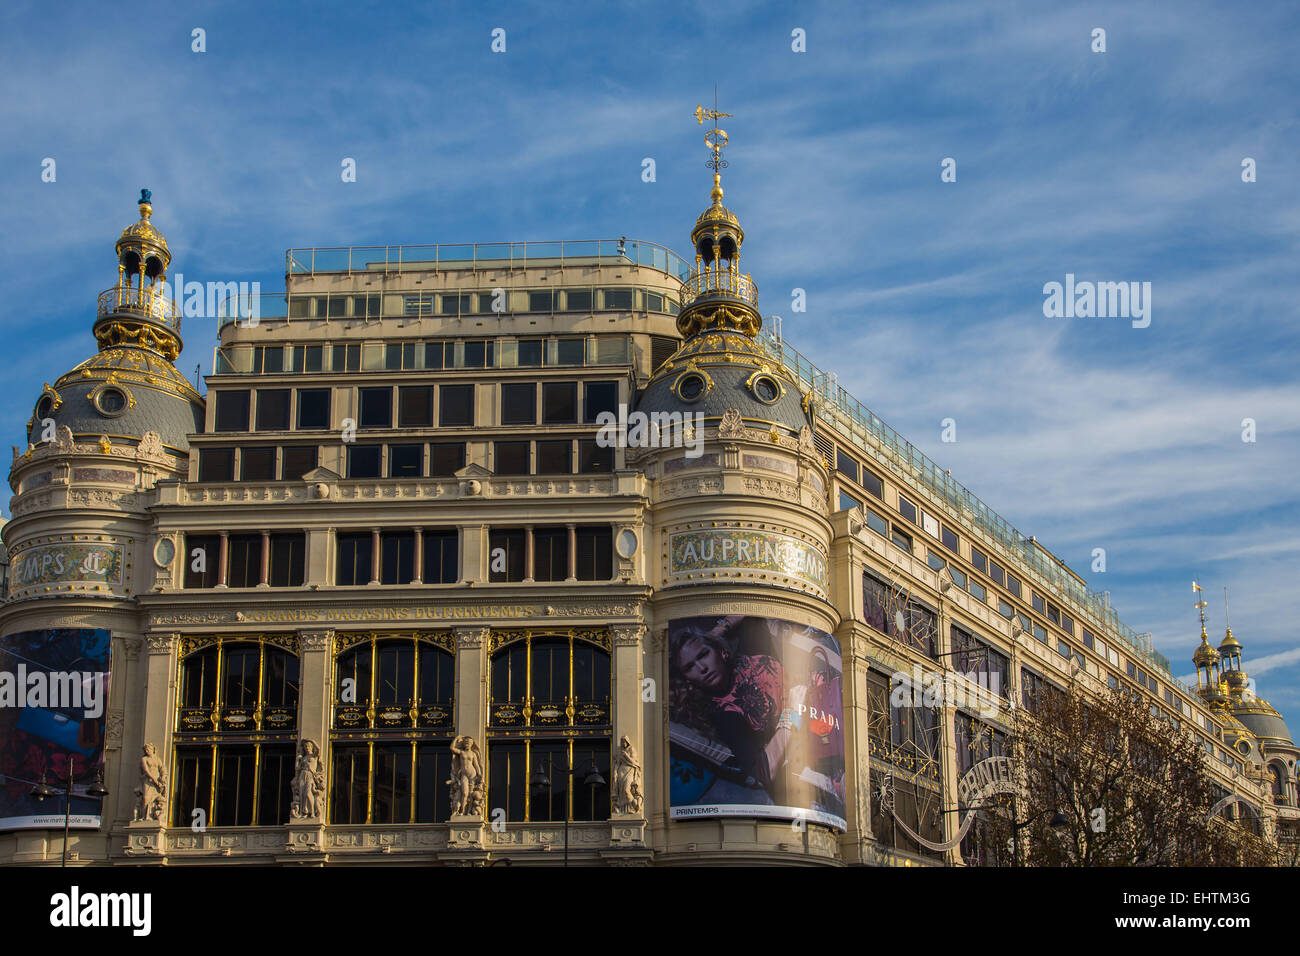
30, 760, 108, 867
529, 756, 606, 866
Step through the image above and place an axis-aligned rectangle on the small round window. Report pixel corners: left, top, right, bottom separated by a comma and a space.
750, 374, 782, 404
678, 373, 706, 402
35, 397, 53, 421
93, 385, 130, 417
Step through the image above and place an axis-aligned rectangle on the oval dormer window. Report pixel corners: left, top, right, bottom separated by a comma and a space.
93, 385, 131, 418
678, 373, 706, 402
750, 373, 782, 404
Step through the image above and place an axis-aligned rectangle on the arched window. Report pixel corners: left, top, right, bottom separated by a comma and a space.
173, 636, 300, 827
330, 632, 455, 825
487, 628, 611, 823
1271, 763, 1288, 805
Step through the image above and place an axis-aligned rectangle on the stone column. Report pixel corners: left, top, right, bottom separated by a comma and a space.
258, 531, 271, 587
448, 626, 490, 851
523, 525, 534, 583
609, 624, 647, 847
122, 631, 178, 859
216, 532, 229, 588
566, 523, 577, 582
286, 628, 333, 856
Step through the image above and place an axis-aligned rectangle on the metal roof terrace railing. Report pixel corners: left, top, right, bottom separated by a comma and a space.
286, 239, 694, 282
755, 331, 1176, 681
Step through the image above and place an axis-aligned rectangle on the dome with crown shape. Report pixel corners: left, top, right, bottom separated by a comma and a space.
637, 105, 811, 437
25, 190, 203, 453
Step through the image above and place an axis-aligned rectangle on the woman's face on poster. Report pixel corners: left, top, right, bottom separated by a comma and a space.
677, 637, 728, 692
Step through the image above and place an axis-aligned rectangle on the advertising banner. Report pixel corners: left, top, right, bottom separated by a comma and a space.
669, 615, 846, 830
0, 628, 112, 830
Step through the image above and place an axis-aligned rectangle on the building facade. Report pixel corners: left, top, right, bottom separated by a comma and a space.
2, 123, 1296, 865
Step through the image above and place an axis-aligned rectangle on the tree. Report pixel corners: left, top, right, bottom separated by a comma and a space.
1003, 681, 1268, 866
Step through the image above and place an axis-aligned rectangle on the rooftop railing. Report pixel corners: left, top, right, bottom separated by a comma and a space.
286, 239, 694, 282
755, 330, 1177, 680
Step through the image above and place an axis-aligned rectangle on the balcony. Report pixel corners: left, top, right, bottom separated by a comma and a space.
683, 267, 757, 307
97, 284, 181, 331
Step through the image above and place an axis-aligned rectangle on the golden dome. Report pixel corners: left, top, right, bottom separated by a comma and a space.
1193, 631, 1220, 666
1218, 626, 1242, 654
115, 189, 171, 259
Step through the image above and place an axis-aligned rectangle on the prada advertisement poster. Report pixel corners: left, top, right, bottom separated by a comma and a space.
0, 628, 111, 831
669, 615, 846, 830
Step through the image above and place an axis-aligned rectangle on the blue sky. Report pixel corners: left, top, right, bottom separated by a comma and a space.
1, 1, 1297, 730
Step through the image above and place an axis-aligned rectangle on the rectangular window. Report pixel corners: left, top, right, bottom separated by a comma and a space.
226, 534, 261, 588
240, 446, 276, 481
836, 449, 858, 484
255, 390, 291, 431
1005, 574, 1021, 598
425, 341, 453, 370
565, 289, 593, 311
380, 532, 416, 585
998, 599, 1014, 619
517, 339, 543, 367
890, 526, 913, 554
1057, 639, 1072, 659
1047, 603, 1060, 625
859, 468, 883, 499
214, 746, 257, 827
269, 533, 305, 587
556, 339, 585, 366
475, 292, 499, 314
495, 441, 530, 475
296, 389, 330, 430
422, 529, 458, 584
941, 526, 959, 554
583, 381, 618, 423
430, 442, 465, 477
347, 445, 382, 479
198, 447, 235, 482
332, 344, 360, 372
603, 288, 633, 310
214, 391, 250, 432
501, 383, 537, 425
576, 527, 612, 580
1082, 629, 1095, 650
183, 534, 220, 588
1060, 614, 1073, 635
645, 292, 663, 312
968, 580, 986, 601
927, 550, 946, 572
1032, 623, 1048, 643
389, 444, 423, 478
970, 547, 987, 574
533, 528, 569, 582
396, 386, 433, 428
1108, 674, 1119, 690
536, 440, 571, 474
488, 530, 526, 582
336, 533, 373, 586
440, 294, 470, 316
578, 439, 613, 473
439, 385, 474, 427
898, 495, 917, 524
864, 508, 888, 538
948, 566, 967, 589
920, 511, 940, 539
1032, 592, 1046, 615
839, 490, 862, 512
528, 291, 556, 313
542, 382, 578, 424
358, 387, 392, 429
987, 560, 1005, 587
294, 345, 324, 373
254, 346, 284, 375
464, 340, 495, 369
281, 445, 316, 481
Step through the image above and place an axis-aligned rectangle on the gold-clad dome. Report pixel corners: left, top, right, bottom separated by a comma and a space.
1219, 626, 1242, 654
1193, 630, 1220, 666
115, 188, 171, 272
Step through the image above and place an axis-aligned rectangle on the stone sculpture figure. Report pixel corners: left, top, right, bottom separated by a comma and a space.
613, 735, 643, 814
290, 739, 325, 820
447, 735, 484, 816
133, 743, 167, 822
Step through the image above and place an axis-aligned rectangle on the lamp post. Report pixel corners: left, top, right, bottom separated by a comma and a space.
530, 756, 606, 866
30, 759, 109, 867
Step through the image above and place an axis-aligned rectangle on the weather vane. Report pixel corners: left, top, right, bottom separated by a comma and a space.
695, 86, 732, 172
